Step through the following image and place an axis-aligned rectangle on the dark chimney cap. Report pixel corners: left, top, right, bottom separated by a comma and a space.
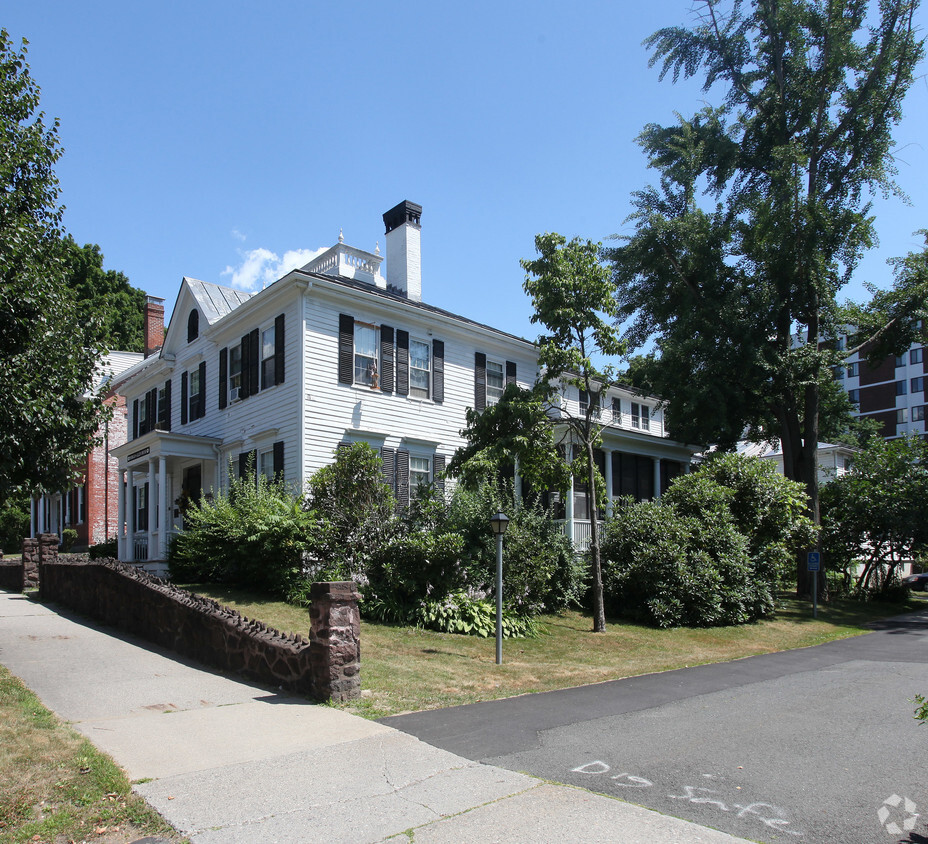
383, 200, 422, 234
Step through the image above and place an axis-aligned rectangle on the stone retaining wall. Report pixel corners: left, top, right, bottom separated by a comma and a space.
0, 560, 23, 592
37, 556, 360, 702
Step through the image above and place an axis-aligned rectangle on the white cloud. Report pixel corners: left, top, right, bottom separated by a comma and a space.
221, 246, 326, 291
231, 229, 247, 242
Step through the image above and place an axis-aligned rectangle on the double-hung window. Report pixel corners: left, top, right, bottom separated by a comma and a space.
912, 348, 924, 365
912, 377, 924, 394
897, 408, 908, 424
631, 402, 650, 431
354, 324, 378, 386
486, 360, 504, 405
611, 397, 621, 424
261, 326, 276, 388
897, 380, 908, 396
189, 368, 201, 419
913, 405, 926, 422
410, 456, 431, 491
410, 339, 430, 399
230, 346, 242, 398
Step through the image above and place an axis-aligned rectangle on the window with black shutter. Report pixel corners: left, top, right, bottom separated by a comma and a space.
197, 361, 206, 419
474, 352, 487, 411
132, 398, 140, 439
380, 446, 395, 493
395, 449, 410, 510
432, 340, 444, 403
433, 454, 446, 495
395, 330, 409, 396
181, 372, 188, 425
380, 326, 395, 393
219, 348, 228, 409
273, 440, 284, 480
273, 313, 285, 385
506, 360, 517, 385
338, 314, 354, 385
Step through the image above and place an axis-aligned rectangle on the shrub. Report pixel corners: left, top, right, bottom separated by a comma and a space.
0, 495, 29, 552
601, 498, 766, 628
304, 443, 398, 581
61, 528, 78, 552
170, 471, 312, 596
88, 539, 117, 559
665, 452, 816, 590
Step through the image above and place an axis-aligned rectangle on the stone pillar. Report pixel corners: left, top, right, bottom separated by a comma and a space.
309, 581, 360, 702
21, 537, 39, 589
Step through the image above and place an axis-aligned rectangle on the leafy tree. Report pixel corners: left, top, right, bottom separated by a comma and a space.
304, 443, 398, 581
521, 233, 626, 632
820, 435, 928, 597
0, 493, 29, 551
607, 0, 924, 597
0, 31, 106, 504
62, 237, 146, 353
446, 382, 570, 494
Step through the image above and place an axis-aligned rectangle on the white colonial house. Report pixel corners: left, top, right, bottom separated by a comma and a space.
110, 201, 698, 572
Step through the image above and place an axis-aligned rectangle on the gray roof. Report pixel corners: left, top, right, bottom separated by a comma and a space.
185, 278, 253, 324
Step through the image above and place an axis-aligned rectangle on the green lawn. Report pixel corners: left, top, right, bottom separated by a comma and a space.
0, 665, 184, 844
186, 584, 923, 719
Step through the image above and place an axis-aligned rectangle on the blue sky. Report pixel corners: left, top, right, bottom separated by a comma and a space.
6, 1, 928, 348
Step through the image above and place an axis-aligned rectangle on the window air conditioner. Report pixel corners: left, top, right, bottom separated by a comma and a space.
229, 386, 241, 403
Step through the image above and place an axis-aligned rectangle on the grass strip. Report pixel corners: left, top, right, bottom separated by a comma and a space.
186, 584, 924, 719
0, 664, 183, 844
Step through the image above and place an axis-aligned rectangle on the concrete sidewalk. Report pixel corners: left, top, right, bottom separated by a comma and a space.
0, 591, 751, 844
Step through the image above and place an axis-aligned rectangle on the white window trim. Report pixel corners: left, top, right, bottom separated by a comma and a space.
409, 337, 431, 400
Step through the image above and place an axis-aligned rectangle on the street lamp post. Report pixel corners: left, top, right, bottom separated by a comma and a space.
490, 511, 510, 665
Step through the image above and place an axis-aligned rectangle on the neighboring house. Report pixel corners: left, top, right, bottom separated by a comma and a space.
736, 440, 856, 485
31, 348, 146, 548
832, 329, 927, 440
110, 201, 698, 572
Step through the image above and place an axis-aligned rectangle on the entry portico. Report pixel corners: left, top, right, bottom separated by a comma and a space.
111, 431, 221, 567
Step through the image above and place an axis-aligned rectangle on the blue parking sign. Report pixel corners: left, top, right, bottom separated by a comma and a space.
807, 551, 821, 571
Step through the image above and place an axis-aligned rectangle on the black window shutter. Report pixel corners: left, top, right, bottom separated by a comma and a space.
164, 379, 172, 431
433, 454, 446, 494
248, 329, 259, 396
475, 352, 487, 411
396, 330, 409, 396
148, 388, 158, 432
506, 360, 517, 385
239, 335, 251, 399
132, 398, 139, 439
380, 325, 395, 394
181, 372, 188, 425
219, 348, 228, 409
273, 440, 284, 480
238, 451, 248, 479
338, 314, 354, 384
396, 449, 410, 510
274, 313, 285, 385
380, 446, 395, 493
197, 361, 206, 418
432, 339, 445, 403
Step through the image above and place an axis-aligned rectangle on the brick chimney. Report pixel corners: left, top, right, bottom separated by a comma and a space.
383, 200, 422, 302
144, 295, 165, 358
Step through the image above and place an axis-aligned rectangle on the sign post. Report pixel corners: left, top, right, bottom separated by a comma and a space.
807, 551, 821, 618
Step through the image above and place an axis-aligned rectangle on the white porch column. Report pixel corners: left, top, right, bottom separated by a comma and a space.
148, 458, 158, 561
117, 469, 126, 560
158, 457, 168, 559
603, 448, 614, 517
653, 457, 662, 500
36, 496, 45, 535
30, 497, 36, 539
565, 471, 575, 545
126, 469, 135, 560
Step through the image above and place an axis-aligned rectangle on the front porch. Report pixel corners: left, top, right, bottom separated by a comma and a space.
110, 430, 222, 568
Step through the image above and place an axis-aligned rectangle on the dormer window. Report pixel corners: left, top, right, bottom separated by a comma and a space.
187, 309, 199, 343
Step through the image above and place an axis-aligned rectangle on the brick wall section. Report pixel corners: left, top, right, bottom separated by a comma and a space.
37, 557, 360, 702
0, 560, 23, 592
